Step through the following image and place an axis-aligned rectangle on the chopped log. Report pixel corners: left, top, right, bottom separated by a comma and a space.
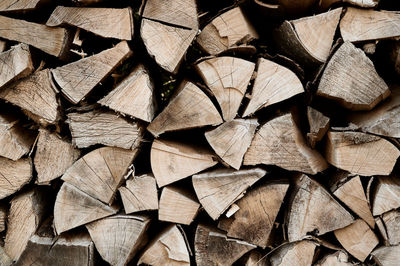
47, 7, 133, 40
0, 40, 6, 52
138, 224, 190, 266
243, 58, 304, 117
317, 41, 389, 110
371, 245, 400, 266
287, 174, 354, 242
270, 240, 317, 266
86, 214, 150, 266
52, 41, 132, 104
0, 157, 32, 200
389, 41, 400, 75
147, 81, 223, 137
0, 247, 12, 266
325, 131, 400, 176
0, 43, 33, 89
0, 15, 72, 58
98, 64, 156, 122
218, 182, 289, 248
195, 56, 255, 121
192, 167, 266, 220
307, 107, 330, 148
0, 205, 6, 232
196, 7, 258, 55
340, 8, 400, 42
319, 0, 378, 10
243, 113, 328, 175
372, 176, 400, 217
334, 219, 379, 262
67, 110, 143, 150
54, 183, 119, 234
379, 210, 400, 246
375, 216, 389, 245
254, 0, 317, 16
314, 251, 353, 266
195, 224, 256, 266
242, 250, 268, 266
119, 174, 159, 214
205, 119, 258, 169
0, 0, 47, 12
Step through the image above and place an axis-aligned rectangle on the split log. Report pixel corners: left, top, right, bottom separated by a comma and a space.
0, 0, 47, 12
319, 0, 378, 10
52, 41, 132, 104
196, 7, 258, 55
0, 247, 12, 266
307, 107, 330, 148
243, 113, 328, 174
317, 41, 389, 111
192, 167, 266, 220
389, 41, 400, 75
147, 81, 223, 137
254, 0, 317, 16
0, 157, 32, 200
86, 214, 150, 266
334, 219, 379, 262
0, 205, 6, 232
287, 174, 354, 242
325, 131, 400, 176
242, 250, 268, 266
205, 119, 258, 169
371, 245, 400, 266
0, 40, 6, 52
195, 56, 255, 121
47, 7, 133, 40
314, 251, 353, 266
379, 210, 400, 246
372, 176, 400, 216
270, 240, 317, 266
243, 58, 304, 117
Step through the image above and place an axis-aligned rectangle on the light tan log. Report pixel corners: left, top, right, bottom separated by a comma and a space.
0, 205, 6, 232
196, 56, 255, 121
147, 81, 223, 137
254, 0, 316, 16
307, 107, 330, 148
119, 174, 159, 214
0, 0, 47, 12
319, 0, 378, 10
325, 131, 400, 176
244, 113, 328, 174
270, 240, 317, 266
86, 214, 150, 266
371, 245, 400, 266
314, 251, 353, 266
379, 210, 400, 246
54, 183, 119, 234
334, 219, 379, 262
52, 41, 132, 104
0, 157, 32, 200
47, 7, 133, 40
138, 224, 190, 266
243, 58, 304, 117
0, 246, 12, 266
242, 250, 268, 266
287, 174, 354, 242
99, 64, 156, 122
372, 176, 400, 216
0, 40, 6, 52
193, 167, 266, 220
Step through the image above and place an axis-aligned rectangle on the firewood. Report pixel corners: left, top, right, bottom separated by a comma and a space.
0, 247, 12, 266
372, 176, 400, 216
195, 56, 255, 121
269, 240, 317, 266
378, 210, 400, 246
334, 219, 379, 262
147, 81, 223, 137
119, 174, 159, 214
243, 113, 328, 174
0, 40, 6, 52
287, 174, 354, 242
0, 205, 6, 232
47, 7, 133, 40
196, 7, 258, 55
86, 214, 150, 266
0, 43, 33, 89
138, 224, 190, 266
389, 41, 400, 75
243, 58, 304, 117
218, 182, 289, 248
307, 107, 330, 148
254, 0, 317, 16
0, 15, 72, 58
0, 157, 32, 200
192, 168, 266, 220
371, 245, 400, 266
67, 110, 143, 149
317, 42, 389, 110
319, 0, 378, 9
205, 119, 258, 169
98, 64, 156, 122
52, 41, 132, 104
0, 0, 47, 12
314, 251, 353, 266
325, 131, 400, 176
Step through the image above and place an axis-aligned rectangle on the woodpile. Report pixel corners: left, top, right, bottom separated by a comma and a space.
0, 0, 400, 265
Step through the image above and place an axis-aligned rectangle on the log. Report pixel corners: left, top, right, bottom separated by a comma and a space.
0, 205, 6, 232
192, 167, 266, 220
254, 0, 317, 16
379, 210, 400, 246
371, 245, 400, 266
314, 251, 353, 266
0, 157, 32, 200
389, 41, 400, 76
0, 247, 12, 266
0, 0, 47, 12
86, 214, 150, 266
372, 176, 400, 216
0, 40, 6, 52
307, 107, 330, 148
319, 0, 378, 10
242, 250, 268, 266
270, 240, 317, 266
52, 41, 132, 104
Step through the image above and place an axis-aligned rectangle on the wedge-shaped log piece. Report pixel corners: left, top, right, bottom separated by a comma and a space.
0, 205, 6, 232
371, 245, 400, 266
218, 182, 289, 248
318, 42, 389, 110
325, 131, 400, 176
0, 0, 47, 12
119, 174, 159, 214
0, 157, 32, 200
334, 219, 379, 262
193, 168, 266, 220
47, 7, 133, 40
379, 210, 400, 246
54, 183, 118, 234
307, 107, 330, 148
147, 81, 222, 137
99, 64, 156, 122
86, 214, 150, 266
372, 176, 400, 216
314, 251, 353, 266
68, 110, 143, 149
52, 41, 132, 104
270, 240, 317, 266
244, 113, 328, 174
205, 119, 258, 169
196, 57, 255, 121
195, 224, 256, 266
288, 175, 354, 242
138, 224, 190, 266
243, 58, 304, 117
197, 7, 258, 55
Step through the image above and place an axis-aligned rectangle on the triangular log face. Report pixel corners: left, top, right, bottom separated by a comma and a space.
371, 245, 400, 265
269, 240, 317, 266
307, 107, 330, 148
0, 0, 45, 12
0, 157, 32, 200
381, 210, 400, 246
372, 176, 400, 216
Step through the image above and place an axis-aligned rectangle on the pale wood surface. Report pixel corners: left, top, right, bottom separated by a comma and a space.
0, 157, 32, 200
381, 210, 400, 246
0, 246, 12, 266
307, 107, 330, 148
314, 251, 353, 266
345, 0, 378, 7
372, 176, 400, 216
0, 40, 6, 52
371, 245, 400, 266
0, 205, 6, 232
0, 0, 45, 12
270, 240, 317, 266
